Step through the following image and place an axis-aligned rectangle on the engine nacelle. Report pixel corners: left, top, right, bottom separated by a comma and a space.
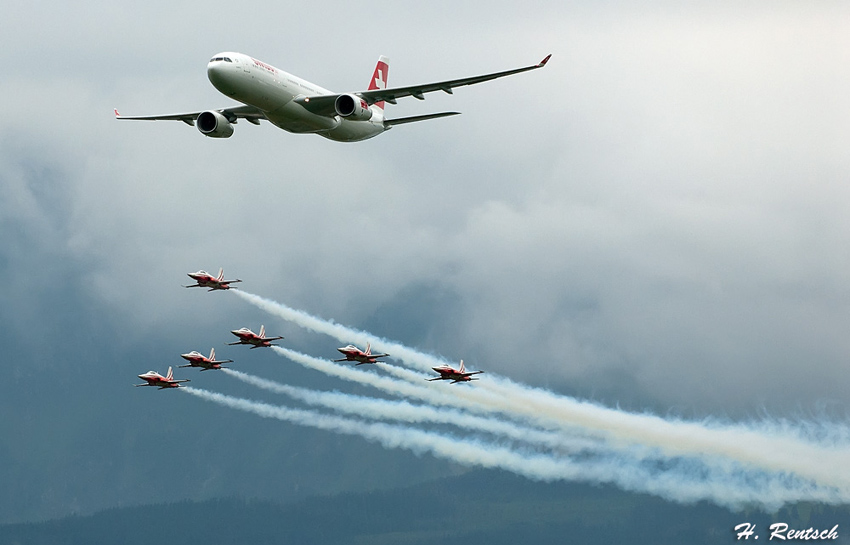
196, 110, 234, 138
334, 94, 373, 121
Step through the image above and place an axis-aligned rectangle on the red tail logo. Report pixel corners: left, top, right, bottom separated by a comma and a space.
369, 56, 389, 110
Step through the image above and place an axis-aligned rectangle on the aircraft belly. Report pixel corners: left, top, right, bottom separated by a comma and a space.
322, 119, 385, 142
233, 81, 289, 114
265, 102, 341, 134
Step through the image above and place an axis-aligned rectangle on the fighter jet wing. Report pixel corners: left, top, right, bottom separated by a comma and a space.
293, 54, 551, 116
114, 105, 265, 126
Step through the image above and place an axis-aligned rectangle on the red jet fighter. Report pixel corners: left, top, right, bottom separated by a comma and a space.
179, 348, 233, 371
334, 342, 390, 365
427, 360, 483, 384
228, 325, 283, 349
135, 367, 190, 389
184, 268, 242, 291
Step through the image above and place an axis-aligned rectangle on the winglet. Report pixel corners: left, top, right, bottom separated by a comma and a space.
114, 108, 122, 118
538, 54, 552, 68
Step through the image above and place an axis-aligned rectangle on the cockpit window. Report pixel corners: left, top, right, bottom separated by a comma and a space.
209, 57, 233, 63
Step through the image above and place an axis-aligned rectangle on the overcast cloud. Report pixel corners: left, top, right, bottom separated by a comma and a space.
1, 0, 849, 522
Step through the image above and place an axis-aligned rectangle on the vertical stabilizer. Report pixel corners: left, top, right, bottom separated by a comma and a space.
459, 360, 465, 374
209, 348, 216, 361
259, 325, 266, 338
368, 56, 390, 110
166, 366, 174, 381
216, 268, 224, 281
366, 342, 372, 355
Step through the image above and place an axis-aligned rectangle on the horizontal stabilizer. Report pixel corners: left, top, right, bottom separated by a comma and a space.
384, 112, 460, 127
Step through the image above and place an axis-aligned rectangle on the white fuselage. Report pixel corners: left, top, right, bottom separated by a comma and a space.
207, 52, 386, 142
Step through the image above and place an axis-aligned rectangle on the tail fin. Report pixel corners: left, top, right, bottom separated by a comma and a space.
459, 360, 465, 373
209, 348, 216, 361
166, 366, 174, 381
217, 268, 224, 281
365, 342, 371, 355
368, 56, 389, 110
259, 325, 266, 338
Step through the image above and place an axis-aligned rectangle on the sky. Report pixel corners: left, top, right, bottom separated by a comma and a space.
1, 0, 850, 524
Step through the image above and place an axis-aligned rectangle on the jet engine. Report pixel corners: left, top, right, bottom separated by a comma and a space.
196, 110, 234, 138
334, 94, 373, 121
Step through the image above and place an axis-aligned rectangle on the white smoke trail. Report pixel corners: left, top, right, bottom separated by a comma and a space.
182, 386, 848, 510
182, 386, 597, 482
268, 346, 850, 505
271, 345, 538, 426
234, 290, 446, 372
377, 357, 850, 492
480, 377, 850, 487
233, 290, 850, 503
221, 368, 598, 453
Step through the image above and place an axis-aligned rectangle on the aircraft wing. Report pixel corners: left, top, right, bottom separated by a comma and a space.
363, 54, 551, 105
384, 112, 460, 126
115, 105, 265, 126
293, 54, 551, 116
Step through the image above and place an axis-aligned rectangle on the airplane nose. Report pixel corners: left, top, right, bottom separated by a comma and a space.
207, 60, 238, 96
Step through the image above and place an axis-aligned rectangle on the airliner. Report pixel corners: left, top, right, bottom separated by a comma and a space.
115, 52, 551, 142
